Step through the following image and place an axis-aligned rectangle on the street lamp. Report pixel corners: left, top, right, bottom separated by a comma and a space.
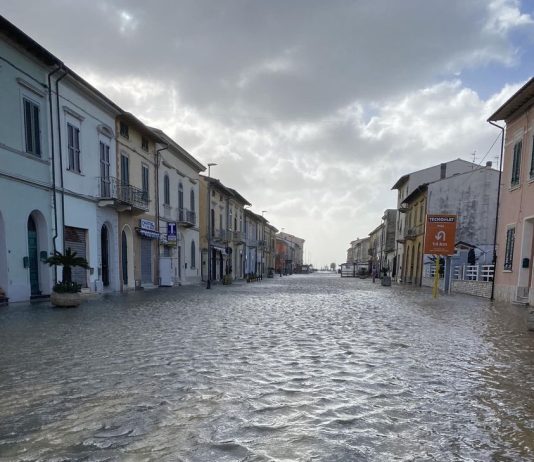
261, 211, 267, 279
206, 162, 217, 289
207, 162, 217, 178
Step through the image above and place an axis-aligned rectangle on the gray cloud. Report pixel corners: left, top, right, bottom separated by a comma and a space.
1, 0, 532, 265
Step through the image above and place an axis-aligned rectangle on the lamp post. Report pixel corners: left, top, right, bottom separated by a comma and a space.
261, 210, 267, 279
206, 163, 217, 289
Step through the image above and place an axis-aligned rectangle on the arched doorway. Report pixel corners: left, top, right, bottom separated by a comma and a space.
0, 211, 7, 296
121, 229, 128, 286
101, 225, 110, 287
27, 215, 40, 295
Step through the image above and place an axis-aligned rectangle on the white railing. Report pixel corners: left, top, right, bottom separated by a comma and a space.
453, 265, 494, 282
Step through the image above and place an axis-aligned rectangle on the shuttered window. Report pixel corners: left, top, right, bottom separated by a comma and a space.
67, 123, 81, 173
504, 227, 515, 271
530, 136, 534, 180
511, 141, 522, 186
191, 240, 196, 269
163, 175, 170, 205
23, 98, 41, 157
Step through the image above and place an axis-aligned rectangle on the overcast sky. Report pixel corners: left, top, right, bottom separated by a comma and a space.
2, 0, 533, 266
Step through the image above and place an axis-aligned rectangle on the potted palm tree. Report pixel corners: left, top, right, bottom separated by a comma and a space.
46, 248, 89, 307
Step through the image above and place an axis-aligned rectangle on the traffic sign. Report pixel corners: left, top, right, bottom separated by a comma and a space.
424, 214, 457, 255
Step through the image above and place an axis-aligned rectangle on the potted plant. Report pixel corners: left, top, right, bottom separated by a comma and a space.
46, 248, 89, 307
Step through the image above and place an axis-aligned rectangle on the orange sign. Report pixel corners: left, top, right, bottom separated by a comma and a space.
424, 214, 457, 255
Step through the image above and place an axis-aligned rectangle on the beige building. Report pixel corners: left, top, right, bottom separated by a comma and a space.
265, 223, 278, 275
199, 176, 250, 283
115, 113, 163, 290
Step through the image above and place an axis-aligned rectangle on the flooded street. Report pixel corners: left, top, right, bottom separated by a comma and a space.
2, 274, 534, 461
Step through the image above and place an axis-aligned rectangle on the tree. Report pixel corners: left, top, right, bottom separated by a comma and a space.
46, 248, 89, 284
330, 262, 336, 271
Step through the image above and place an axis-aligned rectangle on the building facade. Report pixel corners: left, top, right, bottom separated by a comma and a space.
489, 78, 534, 304
114, 113, 162, 290
392, 159, 480, 283
154, 129, 205, 286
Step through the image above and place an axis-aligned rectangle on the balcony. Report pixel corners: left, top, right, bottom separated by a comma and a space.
98, 177, 148, 213
177, 208, 196, 227
404, 224, 424, 240
211, 229, 229, 242
232, 231, 246, 243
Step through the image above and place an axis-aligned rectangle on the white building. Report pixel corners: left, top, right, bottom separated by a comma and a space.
0, 17, 123, 301
53, 71, 121, 294
153, 128, 205, 286
0, 19, 56, 302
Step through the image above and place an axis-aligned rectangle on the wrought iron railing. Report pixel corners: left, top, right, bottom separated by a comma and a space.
177, 208, 196, 226
98, 177, 149, 210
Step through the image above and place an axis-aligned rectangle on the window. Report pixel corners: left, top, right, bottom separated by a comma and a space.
511, 141, 522, 186
190, 189, 195, 212
178, 183, 184, 220
121, 154, 129, 185
419, 201, 424, 223
504, 227, 515, 271
67, 123, 81, 173
229, 208, 233, 230
142, 165, 149, 201
210, 209, 215, 237
23, 98, 41, 156
163, 174, 170, 205
191, 240, 196, 268
119, 121, 129, 138
100, 141, 110, 196
141, 136, 148, 151
530, 136, 534, 179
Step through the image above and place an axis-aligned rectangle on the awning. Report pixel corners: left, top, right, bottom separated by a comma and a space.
136, 227, 160, 239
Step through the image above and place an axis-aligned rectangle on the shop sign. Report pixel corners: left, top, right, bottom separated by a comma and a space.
167, 222, 177, 241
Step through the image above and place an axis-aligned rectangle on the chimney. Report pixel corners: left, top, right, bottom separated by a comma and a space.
440, 163, 447, 179
486, 161, 492, 168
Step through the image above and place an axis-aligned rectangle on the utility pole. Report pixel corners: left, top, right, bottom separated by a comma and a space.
206, 163, 217, 289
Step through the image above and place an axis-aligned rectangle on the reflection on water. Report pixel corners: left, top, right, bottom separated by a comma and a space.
1, 275, 534, 460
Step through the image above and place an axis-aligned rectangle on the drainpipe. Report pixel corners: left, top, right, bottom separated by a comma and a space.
489, 120, 505, 301
55, 70, 68, 251
155, 143, 168, 286
47, 65, 64, 283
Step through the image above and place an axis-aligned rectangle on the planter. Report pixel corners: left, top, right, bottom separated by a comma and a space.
381, 276, 392, 287
50, 291, 82, 307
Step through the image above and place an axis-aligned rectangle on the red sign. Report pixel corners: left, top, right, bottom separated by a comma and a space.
424, 215, 457, 255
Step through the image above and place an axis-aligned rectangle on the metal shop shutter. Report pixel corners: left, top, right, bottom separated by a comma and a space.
64, 226, 88, 288
141, 238, 152, 284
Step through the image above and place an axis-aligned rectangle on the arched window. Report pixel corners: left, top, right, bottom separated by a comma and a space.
190, 189, 195, 212
163, 174, 170, 205
191, 240, 196, 268
178, 182, 184, 220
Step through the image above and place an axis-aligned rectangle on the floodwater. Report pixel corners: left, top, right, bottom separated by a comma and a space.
1, 274, 534, 461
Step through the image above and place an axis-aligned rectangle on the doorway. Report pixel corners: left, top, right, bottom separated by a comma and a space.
101, 225, 109, 287
27, 215, 39, 295
121, 230, 128, 286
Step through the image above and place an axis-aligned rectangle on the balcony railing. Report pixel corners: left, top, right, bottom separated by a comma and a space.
98, 177, 148, 211
232, 231, 246, 243
177, 208, 196, 227
404, 224, 424, 240
212, 229, 229, 241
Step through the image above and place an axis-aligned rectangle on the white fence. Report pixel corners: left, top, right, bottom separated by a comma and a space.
453, 265, 494, 282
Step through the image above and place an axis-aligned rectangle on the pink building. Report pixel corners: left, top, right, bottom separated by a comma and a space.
489, 77, 534, 304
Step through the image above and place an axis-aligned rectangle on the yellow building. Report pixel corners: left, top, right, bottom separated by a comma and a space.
400, 185, 427, 285
114, 113, 164, 290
